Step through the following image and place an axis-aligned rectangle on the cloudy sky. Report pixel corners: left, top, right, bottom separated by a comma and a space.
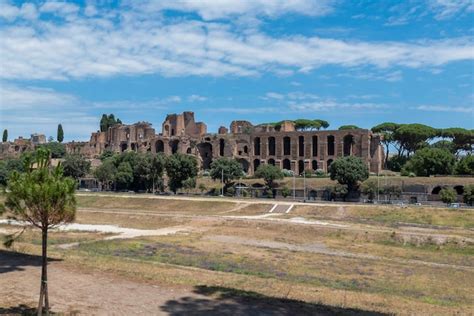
0, 0, 473, 141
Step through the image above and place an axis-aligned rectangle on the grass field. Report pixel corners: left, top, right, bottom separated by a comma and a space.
1, 194, 473, 315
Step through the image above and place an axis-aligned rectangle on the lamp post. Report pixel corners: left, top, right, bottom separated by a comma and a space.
293, 171, 296, 200
221, 169, 224, 196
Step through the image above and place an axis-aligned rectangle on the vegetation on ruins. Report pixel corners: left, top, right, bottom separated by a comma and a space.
361, 179, 379, 201
100, 113, 122, 132
38, 141, 66, 158
329, 156, 369, 192
262, 119, 330, 131
62, 154, 91, 180
254, 164, 284, 190
402, 147, 456, 177
57, 124, 64, 143
2, 128, 7, 142
338, 125, 359, 130
209, 158, 243, 192
165, 153, 198, 193
0, 157, 25, 186
439, 187, 457, 204
2, 148, 77, 315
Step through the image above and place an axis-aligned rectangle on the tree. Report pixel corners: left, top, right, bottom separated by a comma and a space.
165, 153, 198, 193
439, 187, 456, 205
0, 157, 25, 186
62, 154, 91, 180
455, 154, 474, 176
339, 125, 359, 130
94, 159, 116, 191
382, 184, 402, 202
254, 164, 284, 190
114, 161, 133, 190
198, 183, 207, 195
57, 124, 64, 143
463, 185, 474, 206
209, 158, 243, 192
371, 122, 401, 168
431, 140, 456, 155
4, 148, 76, 315
392, 123, 437, 157
38, 142, 66, 158
314, 119, 330, 130
403, 148, 455, 176
329, 156, 369, 192
2, 129, 7, 142
100, 113, 122, 132
440, 128, 473, 156
135, 153, 166, 192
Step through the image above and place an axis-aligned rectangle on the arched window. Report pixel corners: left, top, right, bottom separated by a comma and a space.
121, 143, 127, 152
268, 158, 275, 166
253, 159, 260, 171
327, 135, 335, 156
343, 135, 354, 156
327, 159, 333, 169
283, 159, 291, 170
268, 137, 276, 156
312, 160, 318, 170
299, 136, 305, 157
219, 139, 225, 156
298, 160, 304, 174
312, 136, 318, 156
171, 140, 179, 154
156, 140, 164, 153
254, 137, 261, 155
431, 186, 442, 195
283, 136, 291, 155
244, 145, 248, 154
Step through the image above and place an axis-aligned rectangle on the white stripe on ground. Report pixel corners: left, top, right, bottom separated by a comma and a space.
285, 204, 294, 214
268, 204, 278, 213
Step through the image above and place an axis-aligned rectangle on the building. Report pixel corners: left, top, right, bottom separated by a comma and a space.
68, 111, 384, 174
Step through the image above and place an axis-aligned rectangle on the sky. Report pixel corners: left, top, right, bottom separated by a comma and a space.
0, 0, 473, 141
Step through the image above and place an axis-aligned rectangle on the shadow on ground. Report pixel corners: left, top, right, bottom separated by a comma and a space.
0, 304, 38, 315
0, 250, 61, 274
161, 285, 390, 316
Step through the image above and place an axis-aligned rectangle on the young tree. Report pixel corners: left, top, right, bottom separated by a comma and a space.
4, 148, 76, 315
329, 156, 369, 192
62, 154, 91, 180
114, 161, 133, 190
2, 129, 7, 142
403, 148, 455, 176
254, 164, 284, 190
57, 124, 64, 143
165, 153, 198, 193
209, 158, 243, 192
439, 187, 456, 205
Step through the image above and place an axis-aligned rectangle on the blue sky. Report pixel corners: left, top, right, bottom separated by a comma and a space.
0, 0, 473, 141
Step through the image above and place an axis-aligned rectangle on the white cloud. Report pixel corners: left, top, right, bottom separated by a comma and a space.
264, 92, 285, 100
187, 94, 207, 102
127, 0, 336, 20
289, 101, 387, 112
414, 105, 473, 113
0, 5, 472, 81
429, 0, 474, 20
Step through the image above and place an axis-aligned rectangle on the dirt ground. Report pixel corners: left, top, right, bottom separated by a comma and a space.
1, 195, 473, 315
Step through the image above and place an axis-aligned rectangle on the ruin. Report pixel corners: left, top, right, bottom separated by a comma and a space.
1, 112, 384, 174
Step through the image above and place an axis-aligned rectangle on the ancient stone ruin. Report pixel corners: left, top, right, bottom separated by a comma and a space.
1, 111, 384, 174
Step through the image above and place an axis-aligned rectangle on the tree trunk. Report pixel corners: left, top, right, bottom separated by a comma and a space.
37, 228, 49, 316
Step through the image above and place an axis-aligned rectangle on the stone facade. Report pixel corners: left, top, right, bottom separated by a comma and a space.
68, 111, 384, 174
1, 112, 384, 174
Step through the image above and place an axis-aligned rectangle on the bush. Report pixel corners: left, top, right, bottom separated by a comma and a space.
463, 185, 474, 206
281, 186, 291, 198
387, 155, 408, 172
226, 186, 235, 197
282, 169, 294, 177
439, 187, 456, 204
314, 169, 326, 178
